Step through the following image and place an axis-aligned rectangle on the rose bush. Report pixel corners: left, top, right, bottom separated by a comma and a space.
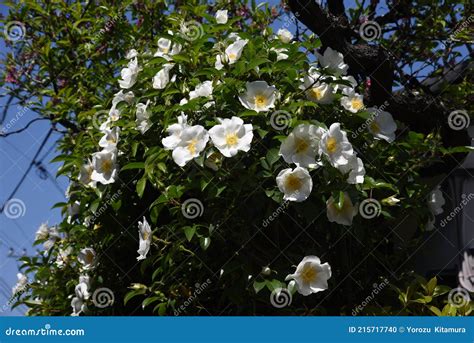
5, 1, 472, 316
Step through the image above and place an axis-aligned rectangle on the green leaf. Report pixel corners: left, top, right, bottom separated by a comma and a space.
200, 237, 211, 250
124, 289, 146, 306
266, 148, 280, 167
121, 162, 145, 171
184, 226, 196, 242
136, 177, 147, 198
253, 280, 266, 294
427, 305, 442, 316
426, 277, 437, 295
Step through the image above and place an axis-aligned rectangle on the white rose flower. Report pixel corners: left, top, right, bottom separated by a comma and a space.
77, 248, 96, 270
319, 123, 354, 168
276, 167, 313, 202
285, 256, 331, 296
300, 68, 335, 104
35, 223, 60, 250
270, 47, 289, 61
137, 216, 152, 261
334, 75, 357, 93
215, 10, 228, 24
162, 114, 189, 150
91, 149, 118, 185
338, 155, 365, 184
118, 57, 139, 89
208, 116, 253, 157
326, 192, 357, 226
171, 125, 209, 167
215, 39, 248, 69
238, 81, 278, 112
71, 275, 90, 316
79, 160, 97, 188
277, 28, 293, 43
189, 80, 213, 99
136, 100, 151, 134
154, 35, 182, 60
367, 107, 397, 143
112, 90, 134, 107
341, 90, 364, 113
315, 47, 349, 76
152, 63, 174, 89
12, 273, 28, 295
279, 124, 325, 168
99, 127, 120, 150
125, 49, 138, 59
56, 246, 73, 269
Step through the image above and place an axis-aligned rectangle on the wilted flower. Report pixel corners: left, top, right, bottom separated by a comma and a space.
137, 216, 152, 261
